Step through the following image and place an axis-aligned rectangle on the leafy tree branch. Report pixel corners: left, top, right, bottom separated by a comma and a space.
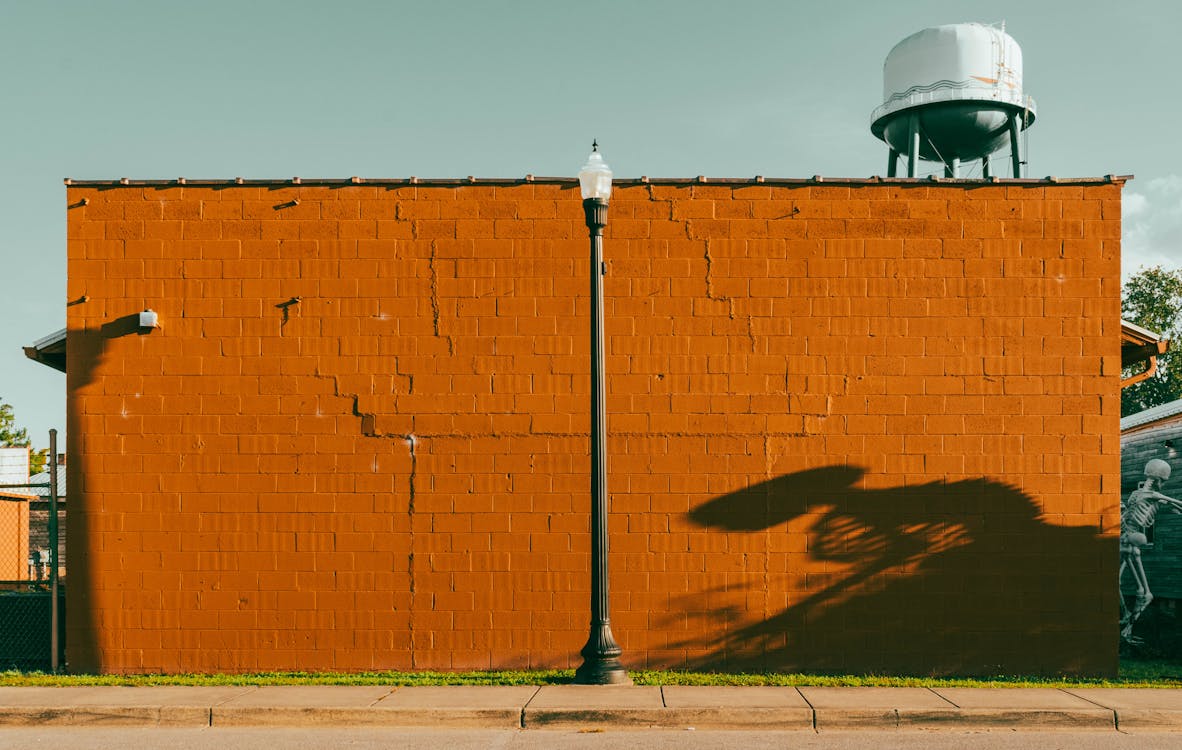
1122, 266, 1182, 416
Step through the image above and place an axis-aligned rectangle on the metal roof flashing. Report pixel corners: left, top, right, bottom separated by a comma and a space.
62, 175, 1133, 188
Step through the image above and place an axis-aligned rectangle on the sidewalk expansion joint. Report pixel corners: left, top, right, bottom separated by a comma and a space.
926, 687, 959, 708
519, 685, 541, 729
792, 687, 818, 732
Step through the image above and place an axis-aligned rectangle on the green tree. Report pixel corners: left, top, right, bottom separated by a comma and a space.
0, 398, 46, 475
1122, 266, 1182, 417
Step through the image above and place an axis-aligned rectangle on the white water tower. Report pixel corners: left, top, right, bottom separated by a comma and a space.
870, 23, 1036, 178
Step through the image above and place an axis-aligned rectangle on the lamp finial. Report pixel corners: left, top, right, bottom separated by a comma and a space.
592, 140, 598, 152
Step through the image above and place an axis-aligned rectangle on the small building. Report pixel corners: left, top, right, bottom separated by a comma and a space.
27, 461, 66, 581
1121, 398, 1182, 599
0, 447, 34, 582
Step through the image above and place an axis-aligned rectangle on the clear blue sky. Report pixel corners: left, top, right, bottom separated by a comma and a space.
1, 0, 1179, 445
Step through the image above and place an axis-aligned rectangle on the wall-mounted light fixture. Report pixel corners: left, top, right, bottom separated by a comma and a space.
138, 309, 159, 330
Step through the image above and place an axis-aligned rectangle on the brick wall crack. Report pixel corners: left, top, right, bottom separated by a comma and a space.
703, 240, 720, 303
310, 368, 419, 666
429, 240, 455, 355
646, 183, 677, 223
703, 239, 756, 351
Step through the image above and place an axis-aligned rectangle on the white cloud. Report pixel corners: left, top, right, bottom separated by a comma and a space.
1123, 176, 1182, 279
1124, 192, 1148, 217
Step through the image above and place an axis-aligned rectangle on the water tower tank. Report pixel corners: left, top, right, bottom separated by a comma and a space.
870, 23, 1035, 178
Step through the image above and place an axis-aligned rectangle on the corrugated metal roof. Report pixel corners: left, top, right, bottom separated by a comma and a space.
1121, 398, 1182, 432
27, 465, 66, 498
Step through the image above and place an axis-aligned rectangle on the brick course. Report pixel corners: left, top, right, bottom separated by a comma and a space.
66, 180, 1122, 675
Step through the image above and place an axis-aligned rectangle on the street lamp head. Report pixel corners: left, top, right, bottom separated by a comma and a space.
578, 142, 613, 201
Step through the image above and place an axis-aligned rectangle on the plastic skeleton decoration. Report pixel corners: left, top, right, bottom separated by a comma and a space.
1120, 458, 1182, 643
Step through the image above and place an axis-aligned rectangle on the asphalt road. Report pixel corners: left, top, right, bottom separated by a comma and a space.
3, 728, 1180, 750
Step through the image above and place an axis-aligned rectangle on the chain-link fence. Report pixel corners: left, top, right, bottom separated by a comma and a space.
0, 430, 64, 672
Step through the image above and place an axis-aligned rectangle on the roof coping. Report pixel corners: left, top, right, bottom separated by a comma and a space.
62, 175, 1133, 188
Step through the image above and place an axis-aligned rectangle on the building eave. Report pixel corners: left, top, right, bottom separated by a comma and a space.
1121, 319, 1171, 389
23, 328, 66, 373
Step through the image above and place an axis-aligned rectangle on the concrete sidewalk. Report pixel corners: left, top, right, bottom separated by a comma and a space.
0, 685, 1180, 731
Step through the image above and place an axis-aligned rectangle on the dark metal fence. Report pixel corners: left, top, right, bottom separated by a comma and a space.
0, 430, 63, 672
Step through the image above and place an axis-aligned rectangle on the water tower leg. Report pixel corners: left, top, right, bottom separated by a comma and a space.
945, 158, 960, 178
907, 114, 919, 178
982, 157, 992, 179
887, 149, 898, 178
1008, 112, 1023, 178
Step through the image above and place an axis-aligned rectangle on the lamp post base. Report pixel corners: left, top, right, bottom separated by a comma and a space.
573, 626, 632, 685
573, 657, 633, 685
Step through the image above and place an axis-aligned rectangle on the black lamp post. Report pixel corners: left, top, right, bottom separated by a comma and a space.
572, 143, 631, 685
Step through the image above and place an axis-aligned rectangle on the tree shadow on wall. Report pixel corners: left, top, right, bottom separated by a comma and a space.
676, 466, 1115, 676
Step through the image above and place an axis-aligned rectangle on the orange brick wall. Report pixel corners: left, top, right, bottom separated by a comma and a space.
65, 180, 1123, 675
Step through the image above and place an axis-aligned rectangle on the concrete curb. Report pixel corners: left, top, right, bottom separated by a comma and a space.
651, 707, 815, 730
210, 706, 525, 728
658, 686, 815, 730
1115, 710, 1182, 730
896, 708, 1117, 730
0, 703, 1147, 731
1062, 688, 1182, 731
523, 708, 674, 729
0, 705, 211, 727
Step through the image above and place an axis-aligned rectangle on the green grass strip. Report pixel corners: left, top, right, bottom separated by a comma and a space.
2, 659, 1181, 689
